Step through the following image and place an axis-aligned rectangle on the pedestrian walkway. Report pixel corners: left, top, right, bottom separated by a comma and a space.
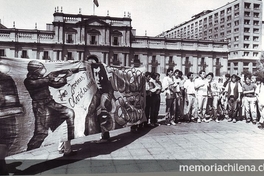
5, 118, 264, 175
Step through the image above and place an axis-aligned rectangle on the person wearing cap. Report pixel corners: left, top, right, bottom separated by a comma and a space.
205, 72, 221, 122
194, 70, 208, 123
224, 74, 242, 123
24, 60, 76, 157
242, 73, 258, 124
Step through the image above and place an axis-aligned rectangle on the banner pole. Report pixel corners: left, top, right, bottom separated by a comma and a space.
93, 2, 95, 15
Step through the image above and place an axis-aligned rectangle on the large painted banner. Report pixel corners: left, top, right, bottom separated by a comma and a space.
0, 57, 146, 156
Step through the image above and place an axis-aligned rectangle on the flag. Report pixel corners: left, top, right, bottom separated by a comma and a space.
93, 0, 99, 7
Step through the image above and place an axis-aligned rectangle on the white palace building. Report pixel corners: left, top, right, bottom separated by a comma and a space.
0, 6, 229, 77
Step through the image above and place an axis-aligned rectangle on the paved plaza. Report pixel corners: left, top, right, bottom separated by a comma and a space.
5, 116, 264, 175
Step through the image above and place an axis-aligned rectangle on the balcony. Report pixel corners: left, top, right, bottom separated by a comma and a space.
90, 41, 97, 45
112, 59, 121, 65
112, 42, 119, 46
42, 56, 51, 60
66, 39, 73, 43
67, 57, 74, 60
21, 55, 29, 59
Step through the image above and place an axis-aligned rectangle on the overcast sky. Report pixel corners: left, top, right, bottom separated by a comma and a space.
0, 0, 260, 36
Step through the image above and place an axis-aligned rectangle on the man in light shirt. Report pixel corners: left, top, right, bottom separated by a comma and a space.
224, 74, 242, 123
206, 72, 221, 122
194, 70, 208, 123
162, 68, 176, 126
242, 74, 257, 124
183, 72, 198, 122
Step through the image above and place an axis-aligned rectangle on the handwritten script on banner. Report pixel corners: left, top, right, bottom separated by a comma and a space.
0, 57, 146, 155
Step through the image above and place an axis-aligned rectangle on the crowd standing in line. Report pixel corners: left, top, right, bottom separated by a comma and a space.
144, 68, 264, 129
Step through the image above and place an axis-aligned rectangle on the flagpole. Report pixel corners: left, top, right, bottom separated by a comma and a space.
93, 2, 95, 15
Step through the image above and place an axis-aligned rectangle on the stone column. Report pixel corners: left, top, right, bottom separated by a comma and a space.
175, 55, 182, 70
221, 57, 228, 75
28, 49, 33, 59
229, 62, 232, 74
192, 55, 198, 74
148, 55, 152, 72
156, 54, 161, 73
205, 56, 213, 73
238, 61, 243, 75
104, 53, 109, 65
140, 54, 147, 70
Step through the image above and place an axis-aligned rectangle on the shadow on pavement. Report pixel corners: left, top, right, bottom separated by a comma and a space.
9, 126, 153, 175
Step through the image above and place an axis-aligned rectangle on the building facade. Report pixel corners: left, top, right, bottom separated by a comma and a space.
0, 7, 228, 78
158, 0, 263, 74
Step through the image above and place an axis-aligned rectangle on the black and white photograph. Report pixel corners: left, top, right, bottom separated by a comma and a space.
0, 0, 264, 175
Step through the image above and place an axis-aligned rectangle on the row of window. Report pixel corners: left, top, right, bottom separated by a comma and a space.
66, 34, 120, 45
179, 11, 260, 30
228, 62, 257, 67
230, 51, 259, 57
169, 25, 261, 40
166, 1, 261, 39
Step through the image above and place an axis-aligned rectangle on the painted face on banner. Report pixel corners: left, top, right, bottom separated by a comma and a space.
91, 63, 109, 94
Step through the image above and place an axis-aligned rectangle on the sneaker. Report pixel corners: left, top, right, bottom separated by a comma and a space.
63, 150, 78, 157
215, 119, 220, 123
232, 119, 237, 123
252, 120, 257, 125
228, 118, 232, 122
246, 119, 251, 123
202, 119, 209, 123
58, 148, 64, 154
154, 123, 160, 126
197, 119, 201, 123
130, 128, 138, 133
170, 121, 176, 126
149, 123, 155, 127
95, 138, 110, 143
258, 123, 264, 129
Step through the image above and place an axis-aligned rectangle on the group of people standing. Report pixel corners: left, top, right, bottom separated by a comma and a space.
144, 68, 264, 128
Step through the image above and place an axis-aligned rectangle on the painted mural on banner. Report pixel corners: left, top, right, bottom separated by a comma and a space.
0, 57, 146, 155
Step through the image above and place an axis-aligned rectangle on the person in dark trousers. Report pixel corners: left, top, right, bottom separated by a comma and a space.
144, 71, 154, 127
174, 69, 184, 123
221, 73, 231, 119
24, 60, 76, 157
149, 72, 162, 126
162, 68, 176, 126
224, 74, 242, 123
